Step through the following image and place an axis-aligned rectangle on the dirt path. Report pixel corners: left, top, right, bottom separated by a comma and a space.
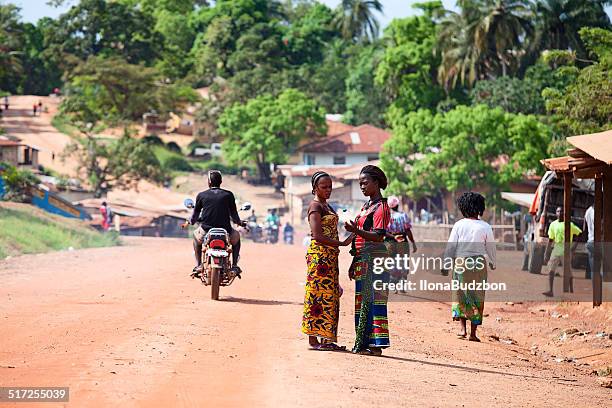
1, 95, 75, 176
0, 238, 610, 407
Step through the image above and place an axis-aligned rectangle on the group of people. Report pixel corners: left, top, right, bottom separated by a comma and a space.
183, 167, 497, 353
302, 165, 497, 353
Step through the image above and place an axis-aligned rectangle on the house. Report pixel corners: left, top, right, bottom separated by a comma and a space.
0, 137, 39, 168
299, 124, 390, 166
279, 161, 380, 225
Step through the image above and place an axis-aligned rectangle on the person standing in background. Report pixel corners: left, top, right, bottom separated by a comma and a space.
100, 202, 110, 231
543, 206, 582, 296
584, 205, 595, 279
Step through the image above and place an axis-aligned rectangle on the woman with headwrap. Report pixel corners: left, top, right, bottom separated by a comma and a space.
302, 171, 354, 351
344, 165, 391, 355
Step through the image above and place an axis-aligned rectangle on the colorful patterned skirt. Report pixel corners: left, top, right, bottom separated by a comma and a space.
451, 256, 488, 325
302, 245, 341, 342
351, 253, 390, 351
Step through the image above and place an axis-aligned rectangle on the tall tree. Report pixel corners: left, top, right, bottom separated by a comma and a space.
218, 89, 326, 182
528, 0, 611, 64
62, 130, 165, 198
437, 0, 534, 89
543, 27, 612, 143
376, 2, 444, 126
44, 0, 161, 67
333, 0, 383, 42
380, 105, 551, 204
0, 3, 23, 93
61, 56, 198, 123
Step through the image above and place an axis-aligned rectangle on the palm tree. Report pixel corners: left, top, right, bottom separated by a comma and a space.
333, 0, 383, 42
437, 0, 534, 89
529, 0, 611, 60
437, 9, 484, 90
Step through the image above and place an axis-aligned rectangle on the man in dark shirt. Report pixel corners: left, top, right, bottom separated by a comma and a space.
189, 171, 246, 276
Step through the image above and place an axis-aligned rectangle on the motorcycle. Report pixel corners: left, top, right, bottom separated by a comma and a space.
183, 198, 251, 300
246, 221, 264, 242
265, 222, 279, 244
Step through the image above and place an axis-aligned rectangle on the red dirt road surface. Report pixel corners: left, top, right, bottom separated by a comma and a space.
1, 238, 610, 407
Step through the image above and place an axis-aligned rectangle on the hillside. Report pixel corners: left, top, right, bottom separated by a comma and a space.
0, 202, 119, 259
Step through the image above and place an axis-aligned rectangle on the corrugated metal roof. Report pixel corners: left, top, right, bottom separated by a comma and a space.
567, 129, 612, 165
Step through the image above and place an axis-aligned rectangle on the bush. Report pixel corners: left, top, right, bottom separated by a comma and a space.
192, 159, 240, 175
163, 156, 193, 172
143, 134, 164, 145
166, 141, 182, 153
0, 163, 38, 202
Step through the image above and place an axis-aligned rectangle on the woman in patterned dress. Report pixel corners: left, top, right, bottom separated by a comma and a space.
344, 165, 392, 356
302, 171, 354, 351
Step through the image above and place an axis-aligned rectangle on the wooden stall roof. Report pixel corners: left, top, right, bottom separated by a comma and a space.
542, 130, 611, 178
567, 129, 612, 165
541, 156, 570, 172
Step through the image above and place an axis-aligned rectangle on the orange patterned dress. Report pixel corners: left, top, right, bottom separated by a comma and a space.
302, 209, 341, 342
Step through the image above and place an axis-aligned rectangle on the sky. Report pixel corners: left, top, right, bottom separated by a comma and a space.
12, 0, 612, 28
14, 0, 457, 25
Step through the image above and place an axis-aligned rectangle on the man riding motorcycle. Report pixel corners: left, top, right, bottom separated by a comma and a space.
187, 170, 246, 278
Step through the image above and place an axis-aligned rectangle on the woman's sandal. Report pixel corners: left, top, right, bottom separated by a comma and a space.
310, 343, 347, 352
355, 348, 382, 356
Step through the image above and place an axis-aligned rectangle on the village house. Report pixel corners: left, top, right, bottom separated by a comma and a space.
299, 123, 390, 166
0, 136, 39, 169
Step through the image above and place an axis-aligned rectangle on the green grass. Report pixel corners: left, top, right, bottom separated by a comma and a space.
0, 203, 120, 259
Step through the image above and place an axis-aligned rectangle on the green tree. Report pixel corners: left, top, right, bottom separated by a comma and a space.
527, 0, 610, 65
0, 3, 23, 93
44, 0, 161, 66
344, 44, 387, 126
470, 60, 578, 114
437, 0, 534, 89
61, 56, 198, 123
333, 0, 383, 42
543, 27, 612, 142
380, 105, 551, 204
376, 3, 445, 126
62, 130, 165, 198
218, 89, 326, 182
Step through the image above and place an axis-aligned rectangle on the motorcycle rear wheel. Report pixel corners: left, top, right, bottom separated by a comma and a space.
210, 268, 221, 300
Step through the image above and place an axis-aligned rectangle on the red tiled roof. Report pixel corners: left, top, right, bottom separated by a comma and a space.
325, 119, 354, 136
301, 124, 390, 154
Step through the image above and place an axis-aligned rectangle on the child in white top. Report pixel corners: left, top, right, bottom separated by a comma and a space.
445, 192, 496, 342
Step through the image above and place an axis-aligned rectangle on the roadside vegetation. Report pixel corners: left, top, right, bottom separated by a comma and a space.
0, 202, 119, 259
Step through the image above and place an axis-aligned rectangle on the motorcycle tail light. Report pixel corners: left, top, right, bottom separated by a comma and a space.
209, 239, 226, 249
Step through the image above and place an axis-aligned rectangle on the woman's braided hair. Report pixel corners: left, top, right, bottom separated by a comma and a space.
360, 164, 388, 190
311, 171, 331, 195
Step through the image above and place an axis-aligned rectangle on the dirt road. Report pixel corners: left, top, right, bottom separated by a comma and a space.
1, 238, 610, 407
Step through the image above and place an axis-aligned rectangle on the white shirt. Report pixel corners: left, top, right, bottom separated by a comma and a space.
446, 218, 496, 267
585, 206, 594, 242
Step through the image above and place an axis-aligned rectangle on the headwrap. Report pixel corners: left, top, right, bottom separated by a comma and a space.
311, 171, 330, 194
360, 164, 388, 190
388, 195, 400, 209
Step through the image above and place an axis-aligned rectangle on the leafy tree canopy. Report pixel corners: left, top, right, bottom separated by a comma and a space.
381, 105, 551, 205
218, 89, 326, 181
